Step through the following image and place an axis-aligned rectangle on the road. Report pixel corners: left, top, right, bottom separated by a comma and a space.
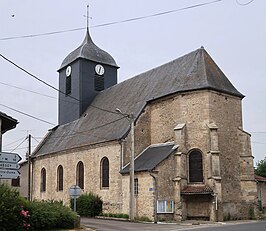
81, 218, 266, 231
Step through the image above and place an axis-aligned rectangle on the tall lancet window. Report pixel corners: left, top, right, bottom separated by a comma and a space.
76, 161, 84, 189
101, 157, 109, 188
189, 150, 204, 183
40, 168, 46, 192
57, 165, 63, 191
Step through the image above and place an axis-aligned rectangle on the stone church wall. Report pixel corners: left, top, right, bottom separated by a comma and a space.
31, 141, 124, 213
31, 89, 257, 220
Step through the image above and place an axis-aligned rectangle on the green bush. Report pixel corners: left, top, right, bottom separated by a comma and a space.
135, 216, 152, 222
70, 192, 102, 217
0, 183, 27, 231
248, 206, 255, 220
101, 213, 129, 219
26, 200, 78, 230
0, 183, 77, 230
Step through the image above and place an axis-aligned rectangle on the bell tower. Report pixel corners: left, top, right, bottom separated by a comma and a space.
57, 28, 119, 125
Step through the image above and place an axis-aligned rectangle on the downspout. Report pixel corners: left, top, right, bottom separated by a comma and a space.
150, 172, 158, 223
119, 139, 125, 170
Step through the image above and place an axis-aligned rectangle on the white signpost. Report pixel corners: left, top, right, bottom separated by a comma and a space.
0, 169, 20, 179
69, 185, 82, 212
0, 152, 22, 163
0, 152, 22, 179
0, 162, 20, 169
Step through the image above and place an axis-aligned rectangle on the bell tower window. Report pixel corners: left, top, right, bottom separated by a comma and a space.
94, 75, 104, 91
66, 75, 71, 95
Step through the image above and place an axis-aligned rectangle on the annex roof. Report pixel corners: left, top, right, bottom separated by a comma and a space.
59, 30, 118, 70
120, 143, 177, 174
255, 175, 266, 182
33, 47, 243, 156
0, 112, 18, 134
181, 185, 213, 195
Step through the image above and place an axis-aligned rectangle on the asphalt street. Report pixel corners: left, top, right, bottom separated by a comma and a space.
81, 218, 266, 231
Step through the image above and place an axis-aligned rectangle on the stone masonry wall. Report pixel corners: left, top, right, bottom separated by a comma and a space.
32, 141, 124, 213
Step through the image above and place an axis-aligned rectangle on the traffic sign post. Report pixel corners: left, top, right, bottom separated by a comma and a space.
0, 169, 20, 179
69, 185, 82, 212
0, 152, 22, 179
0, 162, 20, 170
0, 152, 22, 163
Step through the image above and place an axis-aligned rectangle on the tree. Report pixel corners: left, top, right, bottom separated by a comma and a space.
255, 157, 266, 177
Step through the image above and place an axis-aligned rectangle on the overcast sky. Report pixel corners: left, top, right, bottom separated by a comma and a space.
0, 0, 265, 164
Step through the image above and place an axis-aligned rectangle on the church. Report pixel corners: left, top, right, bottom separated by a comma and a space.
31, 28, 258, 222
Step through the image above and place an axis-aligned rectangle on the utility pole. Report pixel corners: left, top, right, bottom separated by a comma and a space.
27, 134, 31, 201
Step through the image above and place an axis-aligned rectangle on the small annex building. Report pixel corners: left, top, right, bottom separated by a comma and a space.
255, 175, 266, 211
31, 29, 258, 221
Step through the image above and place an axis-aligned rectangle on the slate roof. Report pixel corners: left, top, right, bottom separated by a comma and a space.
120, 143, 177, 174
59, 30, 118, 70
33, 47, 243, 157
0, 112, 18, 134
181, 185, 213, 195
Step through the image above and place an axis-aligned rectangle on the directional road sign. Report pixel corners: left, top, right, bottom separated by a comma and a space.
0, 162, 20, 170
0, 169, 20, 179
0, 152, 22, 163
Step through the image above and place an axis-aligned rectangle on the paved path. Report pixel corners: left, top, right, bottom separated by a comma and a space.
80, 218, 265, 231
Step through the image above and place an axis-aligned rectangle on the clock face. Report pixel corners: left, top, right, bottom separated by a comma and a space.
66, 66, 72, 77
95, 64, 105, 76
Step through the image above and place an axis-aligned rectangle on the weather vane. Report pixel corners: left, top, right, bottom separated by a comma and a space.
84, 4, 92, 30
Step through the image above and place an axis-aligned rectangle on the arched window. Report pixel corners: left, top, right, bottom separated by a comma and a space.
76, 161, 84, 189
57, 165, 63, 191
189, 150, 203, 183
101, 157, 109, 188
40, 168, 46, 192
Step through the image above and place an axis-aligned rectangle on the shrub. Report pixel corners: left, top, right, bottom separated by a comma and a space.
135, 216, 152, 222
100, 213, 129, 219
0, 183, 28, 231
248, 206, 255, 220
26, 200, 78, 230
70, 192, 102, 217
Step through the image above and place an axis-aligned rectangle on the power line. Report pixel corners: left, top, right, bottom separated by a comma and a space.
236, 0, 255, 6
0, 53, 80, 103
34, 115, 129, 147
0, 27, 85, 41
0, 53, 122, 116
3, 136, 28, 147
0, 81, 57, 100
0, 103, 56, 126
0, 80, 80, 105
252, 141, 266, 145
10, 137, 28, 152
91, 0, 223, 28
31, 135, 40, 144
0, 0, 223, 41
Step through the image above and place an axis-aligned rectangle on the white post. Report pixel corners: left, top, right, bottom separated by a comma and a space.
0, 119, 2, 152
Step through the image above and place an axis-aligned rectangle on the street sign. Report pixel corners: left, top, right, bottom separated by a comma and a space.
0, 169, 20, 179
0, 152, 22, 163
69, 185, 82, 198
0, 162, 20, 170
69, 185, 82, 213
